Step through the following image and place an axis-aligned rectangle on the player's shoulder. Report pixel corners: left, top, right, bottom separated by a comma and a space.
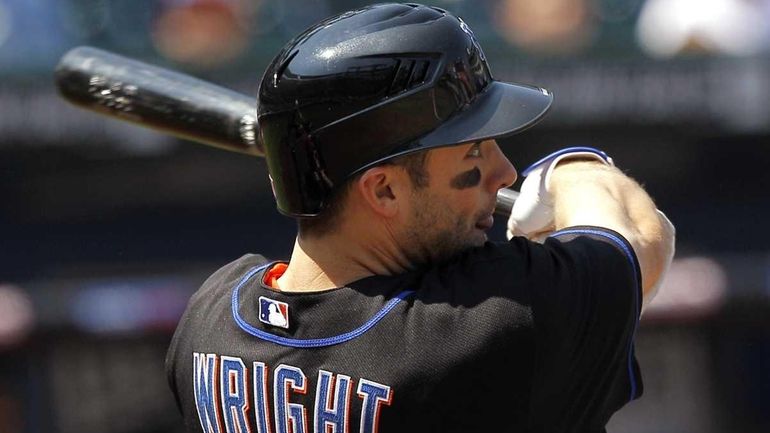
215, 253, 272, 278
443, 225, 639, 288
191, 253, 272, 302
547, 225, 638, 260
490, 225, 638, 269
538, 225, 643, 304
544, 225, 641, 283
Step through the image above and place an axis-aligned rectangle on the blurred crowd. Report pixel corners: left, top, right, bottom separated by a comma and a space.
1, 0, 770, 72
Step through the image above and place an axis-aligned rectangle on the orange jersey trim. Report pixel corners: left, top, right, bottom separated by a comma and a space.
263, 263, 288, 289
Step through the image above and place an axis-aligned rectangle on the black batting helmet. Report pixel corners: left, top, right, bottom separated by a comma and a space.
258, 3, 552, 217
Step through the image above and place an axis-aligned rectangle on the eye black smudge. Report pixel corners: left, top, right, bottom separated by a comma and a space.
450, 167, 481, 189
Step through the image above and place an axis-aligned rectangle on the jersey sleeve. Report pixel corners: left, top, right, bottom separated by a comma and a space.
526, 226, 643, 433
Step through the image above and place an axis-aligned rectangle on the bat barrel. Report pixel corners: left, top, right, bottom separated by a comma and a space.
54, 46, 263, 156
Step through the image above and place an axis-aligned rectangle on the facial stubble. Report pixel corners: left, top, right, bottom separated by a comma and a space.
403, 168, 487, 265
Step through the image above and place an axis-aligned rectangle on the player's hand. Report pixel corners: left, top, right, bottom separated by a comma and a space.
506, 147, 614, 241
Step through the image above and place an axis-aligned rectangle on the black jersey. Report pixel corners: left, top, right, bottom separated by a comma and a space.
166, 227, 643, 433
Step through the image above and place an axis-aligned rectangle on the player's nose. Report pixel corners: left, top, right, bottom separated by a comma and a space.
486, 140, 517, 190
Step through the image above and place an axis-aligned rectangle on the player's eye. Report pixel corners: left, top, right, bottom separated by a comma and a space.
466, 141, 482, 158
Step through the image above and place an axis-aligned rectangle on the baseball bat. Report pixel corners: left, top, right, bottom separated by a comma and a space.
54, 46, 517, 216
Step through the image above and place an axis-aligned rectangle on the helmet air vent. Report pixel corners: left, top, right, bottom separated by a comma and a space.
388, 58, 432, 96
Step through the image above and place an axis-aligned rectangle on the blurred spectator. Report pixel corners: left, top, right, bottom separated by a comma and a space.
636, 0, 769, 58
0, 284, 34, 348
492, 0, 596, 54
643, 257, 727, 322
152, 0, 251, 67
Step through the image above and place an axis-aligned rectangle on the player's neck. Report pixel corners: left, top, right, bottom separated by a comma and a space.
275, 225, 413, 292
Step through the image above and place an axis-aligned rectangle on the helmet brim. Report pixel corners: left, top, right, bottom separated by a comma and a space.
418, 81, 553, 148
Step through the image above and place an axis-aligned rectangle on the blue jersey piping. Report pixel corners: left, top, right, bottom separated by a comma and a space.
522, 146, 610, 177
231, 264, 415, 348
549, 228, 641, 402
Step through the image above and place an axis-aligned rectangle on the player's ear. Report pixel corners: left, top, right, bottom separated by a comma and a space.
356, 165, 406, 217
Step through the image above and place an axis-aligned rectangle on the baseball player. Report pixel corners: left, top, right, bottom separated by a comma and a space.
166, 3, 675, 433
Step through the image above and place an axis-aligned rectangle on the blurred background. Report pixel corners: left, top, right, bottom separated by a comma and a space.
0, 0, 768, 432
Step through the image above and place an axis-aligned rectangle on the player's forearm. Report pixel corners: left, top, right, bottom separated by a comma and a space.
549, 161, 673, 296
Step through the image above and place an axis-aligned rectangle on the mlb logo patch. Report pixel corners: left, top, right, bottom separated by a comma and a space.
259, 296, 289, 329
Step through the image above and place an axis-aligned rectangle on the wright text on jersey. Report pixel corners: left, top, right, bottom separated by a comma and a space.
193, 352, 392, 433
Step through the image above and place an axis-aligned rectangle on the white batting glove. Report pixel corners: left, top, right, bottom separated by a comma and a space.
506, 147, 614, 241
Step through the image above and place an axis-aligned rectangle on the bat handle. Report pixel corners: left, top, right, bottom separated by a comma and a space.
494, 188, 519, 217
